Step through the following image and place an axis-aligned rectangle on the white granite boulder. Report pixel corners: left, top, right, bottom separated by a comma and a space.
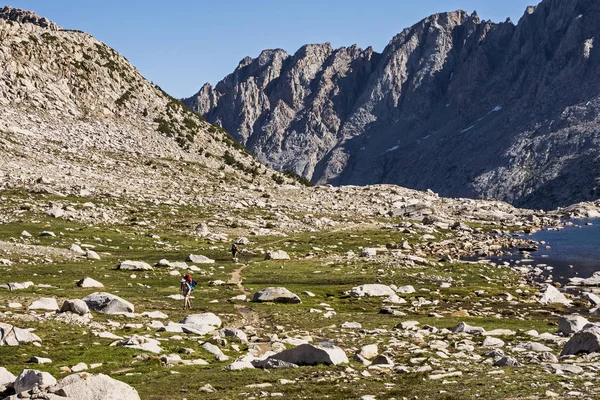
558, 315, 590, 336
13, 369, 57, 393
350, 284, 396, 298
187, 254, 215, 264
561, 324, 600, 356
0, 367, 16, 386
51, 373, 140, 400
117, 260, 153, 271
122, 335, 162, 354
70, 244, 86, 256
0, 323, 42, 346
452, 321, 485, 335
60, 300, 89, 316
173, 313, 222, 335
264, 250, 290, 260
28, 297, 59, 311
76, 277, 104, 288
252, 287, 301, 304
538, 285, 572, 306
267, 343, 348, 366
82, 292, 134, 314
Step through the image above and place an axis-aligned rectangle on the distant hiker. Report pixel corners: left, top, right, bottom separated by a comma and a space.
231, 243, 239, 261
180, 273, 194, 310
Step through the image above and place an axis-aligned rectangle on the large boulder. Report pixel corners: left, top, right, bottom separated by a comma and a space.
70, 244, 86, 256
0, 322, 42, 346
60, 300, 89, 316
538, 285, 572, 306
13, 369, 57, 393
82, 292, 134, 314
76, 277, 104, 288
0, 367, 16, 385
252, 287, 301, 304
187, 254, 215, 264
350, 284, 396, 298
122, 335, 162, 354
219, 328, 248, 344
264, 250, 290, 260
267, 343, 348, 366
51, 373, 140, 400
558, 315, 589, 336
178, 313, 222, 334
155, 259, 189, 269
28, 297, 59, 311
46, 207, 64, 218
117, 260, 153, 271
452, 322, 485, 335
561, 324, 600, 356
582, 271, 600, 286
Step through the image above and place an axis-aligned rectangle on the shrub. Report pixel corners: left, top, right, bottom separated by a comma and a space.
116, 90, 132, 107
283, 170, 312, 186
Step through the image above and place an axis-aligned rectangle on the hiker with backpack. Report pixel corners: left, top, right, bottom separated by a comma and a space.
180, 273, 196, 310
231, 243, 239, 261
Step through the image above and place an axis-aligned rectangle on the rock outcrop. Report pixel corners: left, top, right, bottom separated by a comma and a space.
0, 7, 262, 202
185, 0, 600, 209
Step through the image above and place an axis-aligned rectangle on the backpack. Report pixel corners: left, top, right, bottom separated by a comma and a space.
190, 279, 197, 291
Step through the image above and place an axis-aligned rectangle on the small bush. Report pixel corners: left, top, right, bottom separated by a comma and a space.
116, 90, 132, 107
283, 170, 312, 186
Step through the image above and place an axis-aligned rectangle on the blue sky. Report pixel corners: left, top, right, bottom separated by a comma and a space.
6, 0, 536, 98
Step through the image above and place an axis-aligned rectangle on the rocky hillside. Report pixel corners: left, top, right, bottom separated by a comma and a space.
185, 0, 600, 209
0, 6, 287, 196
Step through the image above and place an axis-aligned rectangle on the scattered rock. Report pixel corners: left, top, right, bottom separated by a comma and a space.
558, 315, 589, 336
539, 285, 572, 306
494, 356, 522, 367
252, 287, 301, 304
51, 373, 140, 400
267, 343, 348, 366
28, 356, 52, 364
13, 369, 57, 393
187, 254, 215, 264
83, 292, 134, 314
561, 324, 600, 356
76, 277, 104, 288
0, 367, 16, 386
28, 297, 59, 311
350, 284, 396, 298
264, 250, 290, 260
60, 299, 89, 316
122, 335, 162, 354
117, 260, 153, 271
452, 322, 485, 335
0, 322, 42, 345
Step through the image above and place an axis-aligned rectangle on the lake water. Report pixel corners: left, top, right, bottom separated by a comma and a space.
491, 219, 600, 283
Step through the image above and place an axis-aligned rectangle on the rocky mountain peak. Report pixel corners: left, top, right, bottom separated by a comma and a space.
0, 6, 59, 30
184, 0, 600, 209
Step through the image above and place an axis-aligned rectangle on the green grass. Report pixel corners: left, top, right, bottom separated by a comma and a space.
0, 190, 595, 399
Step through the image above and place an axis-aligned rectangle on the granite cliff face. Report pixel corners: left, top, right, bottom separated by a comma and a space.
185, 0, 600, 209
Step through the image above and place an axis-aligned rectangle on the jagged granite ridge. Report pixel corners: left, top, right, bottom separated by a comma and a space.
0, 5, 60, 30
185, 0, 600, 209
